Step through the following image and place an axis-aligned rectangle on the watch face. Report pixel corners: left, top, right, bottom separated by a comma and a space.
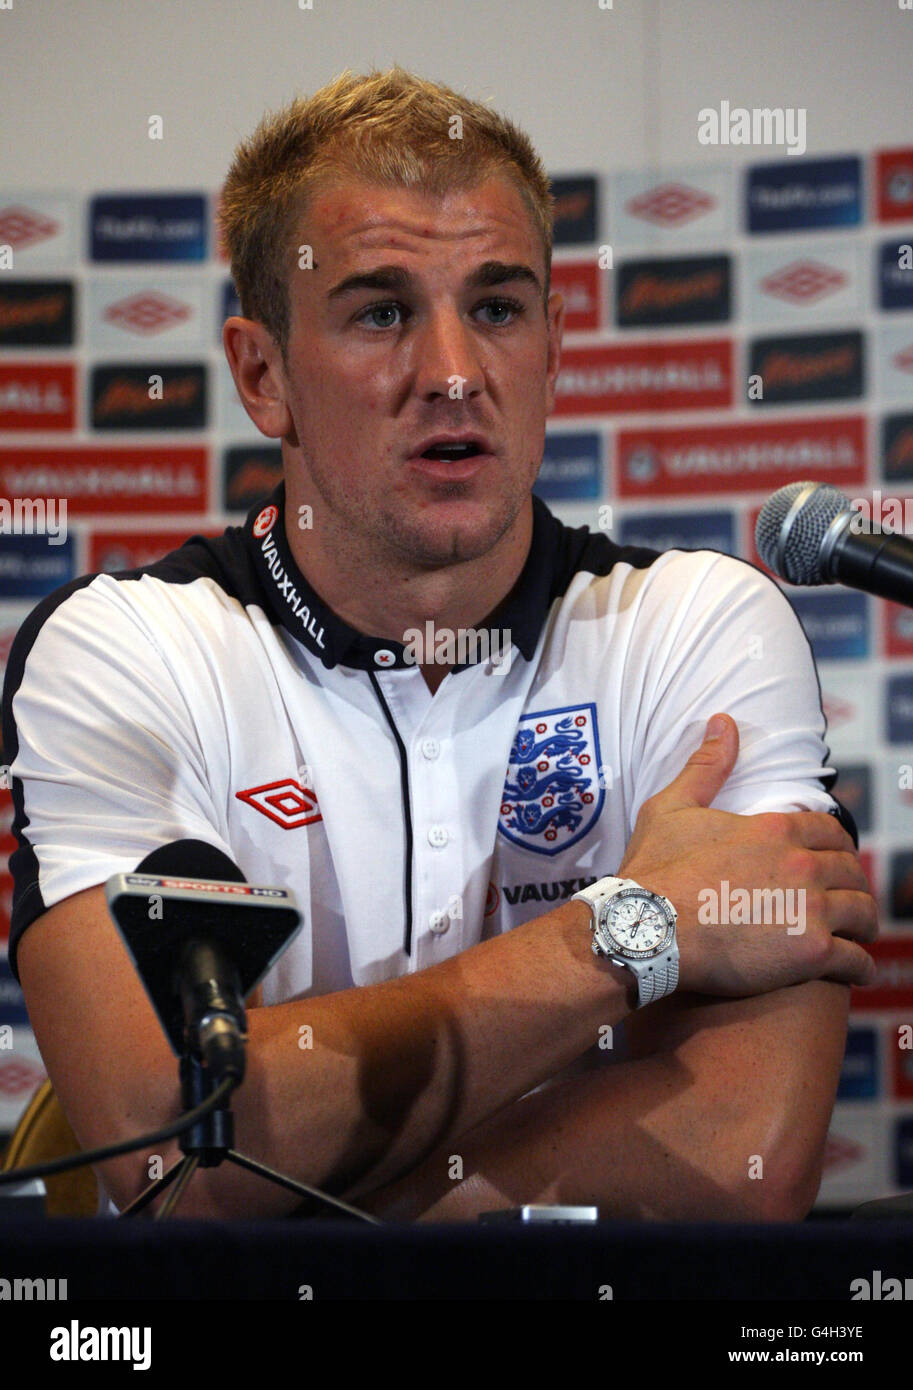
601, 889, 674, 958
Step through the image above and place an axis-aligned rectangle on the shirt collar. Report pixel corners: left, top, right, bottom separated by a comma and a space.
243, 479, 561, 672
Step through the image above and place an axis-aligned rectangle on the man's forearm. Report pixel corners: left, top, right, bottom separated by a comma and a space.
355, 981, 849, 1224
127, 898, 633, 1217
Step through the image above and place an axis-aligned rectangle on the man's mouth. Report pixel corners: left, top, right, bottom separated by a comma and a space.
419, 442, 483, 461
409, 432, 495, 463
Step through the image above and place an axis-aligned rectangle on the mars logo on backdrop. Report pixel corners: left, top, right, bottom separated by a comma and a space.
235, 778, 322, 829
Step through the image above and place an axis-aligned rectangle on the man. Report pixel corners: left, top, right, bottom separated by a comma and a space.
2, 66, 876, 1222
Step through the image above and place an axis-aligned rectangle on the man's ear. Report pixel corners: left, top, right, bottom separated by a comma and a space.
222, 316, 293, 441
543, 288, 565, 417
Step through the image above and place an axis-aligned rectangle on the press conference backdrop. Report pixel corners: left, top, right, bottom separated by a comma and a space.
1, 0, 913, 1214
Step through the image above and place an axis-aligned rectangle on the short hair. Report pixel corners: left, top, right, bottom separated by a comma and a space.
218, 65, 555, 360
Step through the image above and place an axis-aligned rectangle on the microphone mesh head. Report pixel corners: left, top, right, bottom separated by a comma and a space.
755, 481, 851, 584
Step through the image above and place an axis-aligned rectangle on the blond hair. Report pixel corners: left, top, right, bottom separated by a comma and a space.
219, 65, 555, 359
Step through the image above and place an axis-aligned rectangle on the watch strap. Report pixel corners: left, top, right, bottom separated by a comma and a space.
633, 949, 680, 1006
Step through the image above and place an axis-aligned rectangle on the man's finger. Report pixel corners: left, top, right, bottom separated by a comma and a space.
814, 849, 875, 894
782, 810, 858, 852
819, 938, 877, 987
655, 713, 739, 812
820, 889, 880, 943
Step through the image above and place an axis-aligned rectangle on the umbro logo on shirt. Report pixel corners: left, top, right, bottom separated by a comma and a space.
235, 777, 323, 829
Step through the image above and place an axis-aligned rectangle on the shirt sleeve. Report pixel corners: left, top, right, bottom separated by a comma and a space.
2, 575, 234, 981
625, 549, 857, 845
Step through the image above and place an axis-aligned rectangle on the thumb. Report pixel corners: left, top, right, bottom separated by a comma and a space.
661, 713, 739, 811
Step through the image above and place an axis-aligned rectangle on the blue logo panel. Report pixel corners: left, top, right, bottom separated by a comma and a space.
887, 672, 913, 743
879, 240, 913, 311
746, 157, 862, 233
838, 1028, 878, 1100
0, 533, 76, 599
221, 278, 242, 333
90, 194, 207, 261
0, 959, 30, 1026
534, 433, 602, 500
619, 509, 735, 555
894, 1116, 913, 1188
499, 703, 605, 856
788, 591, 869, 661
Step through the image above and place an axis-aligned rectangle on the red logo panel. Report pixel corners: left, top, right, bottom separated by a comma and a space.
0, 363, 75, 430
0, 447, 208, 515
851, 938, 913, 1012
875, 148, 913, 222
891, 1028, 913, 1100
619, 416, 866, 499
550, 260, 602, 332
88, 526, 222, 573
555, 338, 732, 416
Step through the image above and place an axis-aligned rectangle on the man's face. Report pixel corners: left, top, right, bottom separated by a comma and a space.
275, 174, 564, 569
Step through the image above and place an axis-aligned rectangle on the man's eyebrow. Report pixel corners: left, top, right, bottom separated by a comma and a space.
325, 260, 542, 302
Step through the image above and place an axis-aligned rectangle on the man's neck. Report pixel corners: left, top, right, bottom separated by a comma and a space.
282, 493, 534, 691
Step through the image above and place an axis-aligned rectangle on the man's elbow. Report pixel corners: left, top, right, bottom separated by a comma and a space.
732, 1146, 824, 1223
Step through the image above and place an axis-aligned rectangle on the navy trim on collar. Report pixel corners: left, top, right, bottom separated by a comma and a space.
243, 480, 566, 671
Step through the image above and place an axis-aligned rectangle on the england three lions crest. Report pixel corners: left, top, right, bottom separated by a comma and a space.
498, 703, 604, 856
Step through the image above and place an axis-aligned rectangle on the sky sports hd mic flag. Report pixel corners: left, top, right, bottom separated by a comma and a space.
105, 840, 302, 1077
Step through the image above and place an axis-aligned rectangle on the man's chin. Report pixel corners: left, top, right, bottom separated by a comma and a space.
381, 495, 524, 568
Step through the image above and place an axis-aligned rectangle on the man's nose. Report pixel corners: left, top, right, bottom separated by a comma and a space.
411, 307, 485, 398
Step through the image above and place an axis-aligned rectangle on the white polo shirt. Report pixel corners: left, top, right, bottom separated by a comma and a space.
2, 480, 856, 1001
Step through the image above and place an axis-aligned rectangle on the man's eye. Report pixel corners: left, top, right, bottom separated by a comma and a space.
357, 302, 405, 329
354, 297, 525, 330
478, 297, 524, 324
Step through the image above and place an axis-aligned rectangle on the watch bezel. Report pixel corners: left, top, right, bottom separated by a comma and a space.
595, 887, 676, 961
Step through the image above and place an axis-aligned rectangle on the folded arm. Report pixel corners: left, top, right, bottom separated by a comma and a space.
355, 977, 848, 1222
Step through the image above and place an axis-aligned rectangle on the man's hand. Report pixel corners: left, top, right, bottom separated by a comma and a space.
618, 712, 878, 998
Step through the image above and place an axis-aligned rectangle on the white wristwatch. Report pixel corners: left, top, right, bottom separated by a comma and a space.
572, 876, 679, 1008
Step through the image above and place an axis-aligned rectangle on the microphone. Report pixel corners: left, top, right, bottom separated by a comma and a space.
105, 840, 302, 1085
755, 480, 913, 606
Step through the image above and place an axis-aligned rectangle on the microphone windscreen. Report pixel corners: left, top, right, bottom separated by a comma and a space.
135, 839, 247, 884
755, 481, 850, 584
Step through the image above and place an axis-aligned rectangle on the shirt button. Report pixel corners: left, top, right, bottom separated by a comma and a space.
429, 910, 450, 935
421, 738, 440, 760
428, 824, 449, 848
374, 648, 396, 668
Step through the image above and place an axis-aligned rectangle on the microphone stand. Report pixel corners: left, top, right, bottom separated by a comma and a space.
119, 1050, 378, 1223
